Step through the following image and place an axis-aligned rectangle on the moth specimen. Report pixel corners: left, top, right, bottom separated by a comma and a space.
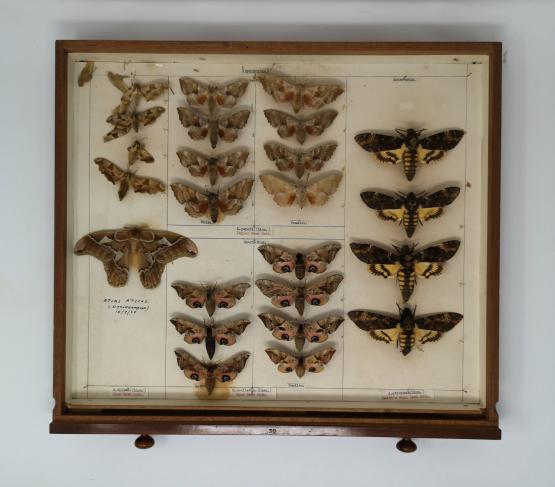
348, 306, 463, 355
77, 61, 94, 86
171, 316, 251, 359
179, 77, 249, 113
127, 140, 154, 165
259, 312, 343, 352
177, 106, 251, 149
354, 128, 465, 181
265, 347, 335, 378
264, 109, 337, 145
350, 240, 460, 302
171, 282, 251, 317
360, 187, 461, 237
259, 172, 342, 209
264, 141, 337, 178
257, 74, 344, 113
255, 273, 344, 316
175, 349, 250, 395
258, 242, 341, 280
94, 158, 165, 201
171, 178, 254, 223
73, 226, 198, 289
176, 148, 249, 186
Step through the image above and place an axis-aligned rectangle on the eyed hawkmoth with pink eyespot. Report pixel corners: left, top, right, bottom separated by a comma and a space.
264, 109, 337, 145
348, 306, 463, 355
73, 226, 198, 289
259, 312, 343, 352
350, 240, 460, 302
265, 347, 336, 378
255, 273, 343, 316
127, 140, 154, 165
176, 148, 249, 186
175, 349, 250, 395
171, 316, 251, 359
257, 74, 343, 113
77, 61, 95, 87
360, 187, 461, 237
354, 128, 465, 181
258, 242, 341, 280
179, 77, 249, 113
171, 178, 254, 223
171, 281, 251, 317
264, 141, 337, 178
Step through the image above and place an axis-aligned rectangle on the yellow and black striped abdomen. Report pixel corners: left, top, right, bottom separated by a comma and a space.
398, 329, 416, 355
402, 208, 419, 238
402, 149, 418, 181
397, 267, 416, 302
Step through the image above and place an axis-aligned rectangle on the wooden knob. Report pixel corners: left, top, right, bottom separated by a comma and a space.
134, 434, 155, 449
396, 438, 417, 453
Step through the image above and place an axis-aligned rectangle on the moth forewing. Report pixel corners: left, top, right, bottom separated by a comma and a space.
77, 61, 95, 87
128, 141, 154, 165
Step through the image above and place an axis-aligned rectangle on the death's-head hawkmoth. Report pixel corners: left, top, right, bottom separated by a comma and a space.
175, 349, 250, 395
259, 172, 342, 209
348, 306, 463, 355
264, 141, 337, 178
354, 128, 465, 181
171, 178, 254, 223
255, 273, 343, 316
171, 282, 251, 317
176, 148, 249, 186
179, 77, 249, 113
171, 316, 251, 359
360, 187, 460, 237
350, 240, 460, 302
258, 242, 341, 280
177, 106, 251, 149
257, 74, 344, 113
77, 61, 95, 87
265, 347, 336, 378
94, 158, 165, 201
264, 109, 337, 145
73, 226, 198, 289
259, 312, 343, 352
127, 141, 154, 165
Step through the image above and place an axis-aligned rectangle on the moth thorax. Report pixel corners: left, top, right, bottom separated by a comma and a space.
405, 193, 419, 210
295, 253, 306, 280
208, 192, 219, 223
296, 357, 305, 378
400, 247, 415, 265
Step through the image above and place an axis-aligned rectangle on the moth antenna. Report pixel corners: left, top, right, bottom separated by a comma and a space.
395, 128, 407, 136
392, 244, 401, 252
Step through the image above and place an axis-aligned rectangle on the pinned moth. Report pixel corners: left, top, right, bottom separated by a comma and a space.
127, 140, 154, 165
259, 312, 343, 352
264, 141, 337, 178
77, 61, 95, 86
176, 148, 249, 186
175, 349, 250, 395
171, 281, 251, 317
258, 242, 341, 280
360, 187, 461, 237
348, 306, 463, 355
171, 178, 254, 223
255, 273, 343, 316
73, 226, 198, 289
354, 128, 465, 181
350, 240, 460, 302
257, 74, 343, 113
171, 316, 251, 359
259, 172, 342, 209
177, 106, 251, 149
264, 109, 337, 145
179, 77, 249, 113
265, 347, 336, 378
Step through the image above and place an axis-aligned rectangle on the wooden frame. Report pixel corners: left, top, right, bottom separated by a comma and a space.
51, 41, 502, 450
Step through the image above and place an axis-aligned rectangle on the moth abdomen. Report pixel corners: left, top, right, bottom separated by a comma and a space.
295, 294, 305, 316
206, 328, 216, 360
403, 150, 418, 181
403, 209, 419, 237
295, 253, 305, 280
398, 268, 416, 302
398, 331, 415, 355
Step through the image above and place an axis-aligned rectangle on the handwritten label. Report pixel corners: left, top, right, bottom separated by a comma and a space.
236, 225, 272, 237
380, 389, 434, 401
393, 76, 416, 82
231, 387, 276, 399
111, 386, 147, 398
104, 298, 150, 316
242, 67, 269, 74
290, 219, 308, 225
288, 383, 305, 389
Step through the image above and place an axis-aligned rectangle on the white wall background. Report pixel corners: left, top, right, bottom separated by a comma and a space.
1, 0, 554, 485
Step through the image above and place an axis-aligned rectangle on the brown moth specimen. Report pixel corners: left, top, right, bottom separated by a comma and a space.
360, 187, 460, 237
354, 128, 465, 181
127, 140, 154, 165
177, 106, 251, 149
77, 61, 95, 86
264, 109, 337, 145
73, 226, 198, 289
350, 240, 460, 302
179, 77, 249, 113
171, 178, 254, 223
255, 273, 343, 316
265, 347, 335, 378
94, 158, 165, 201
104, 107, 166, 142
259, 172, 342, 209
348, 306, 463, 356
175, 349, 250, 395
259, 312, 343, 352
264, 141, 337, 178
258, 242, 341, 280
171, 282, 251, 317
257, 74, 343, 113
171, 316, 251, 359
176, 148, 249, 186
